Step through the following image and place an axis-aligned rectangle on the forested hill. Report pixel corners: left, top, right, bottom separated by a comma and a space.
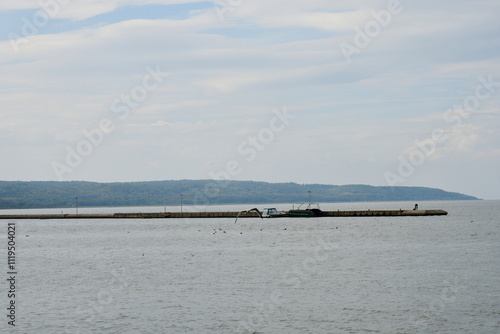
0, 180, 478, 209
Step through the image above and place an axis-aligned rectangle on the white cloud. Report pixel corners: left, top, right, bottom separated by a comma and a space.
0, 0, 206, 20
1, 0, 499, 198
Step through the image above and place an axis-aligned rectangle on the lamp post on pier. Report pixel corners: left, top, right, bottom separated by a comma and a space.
180, 194, 183, 213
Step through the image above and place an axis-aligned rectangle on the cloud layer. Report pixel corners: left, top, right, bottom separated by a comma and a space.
1, 0, 499, 199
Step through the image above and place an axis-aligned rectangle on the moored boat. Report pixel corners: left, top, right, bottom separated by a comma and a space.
288, 203, 324, 217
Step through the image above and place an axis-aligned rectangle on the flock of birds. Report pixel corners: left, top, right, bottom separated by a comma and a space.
212, 227, 270, 235
208, 208, 266, 235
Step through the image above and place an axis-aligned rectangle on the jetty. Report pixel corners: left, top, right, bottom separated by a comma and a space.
0, 209, 447, 220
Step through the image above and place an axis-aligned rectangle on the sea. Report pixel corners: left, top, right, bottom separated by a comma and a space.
1, 200, 499, 334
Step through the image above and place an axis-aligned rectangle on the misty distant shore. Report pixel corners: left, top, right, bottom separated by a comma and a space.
0, 180, 478, 210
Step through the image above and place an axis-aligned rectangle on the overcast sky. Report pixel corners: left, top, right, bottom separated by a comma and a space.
1, 0, 499, 199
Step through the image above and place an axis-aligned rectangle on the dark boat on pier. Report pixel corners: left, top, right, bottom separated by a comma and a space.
288, 202, 324, 217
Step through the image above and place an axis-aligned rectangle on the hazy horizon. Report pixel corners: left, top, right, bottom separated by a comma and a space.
0, 179, 484, 201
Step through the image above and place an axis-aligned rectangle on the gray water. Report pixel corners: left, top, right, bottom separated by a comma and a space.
2, 200, 499, 333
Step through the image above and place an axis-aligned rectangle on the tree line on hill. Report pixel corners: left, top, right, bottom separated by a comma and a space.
0, 180, 478, 209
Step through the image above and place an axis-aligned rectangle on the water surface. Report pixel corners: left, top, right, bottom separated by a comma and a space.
2, 200, 499, 333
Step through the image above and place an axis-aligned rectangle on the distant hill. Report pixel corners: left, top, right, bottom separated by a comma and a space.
0, 180, 478, 209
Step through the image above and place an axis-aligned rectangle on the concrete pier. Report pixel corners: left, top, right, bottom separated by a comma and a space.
322, 210, 447, 217
0, 209, 447, 220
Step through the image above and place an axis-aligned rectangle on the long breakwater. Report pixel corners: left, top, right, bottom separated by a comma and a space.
0, 209, 447, 220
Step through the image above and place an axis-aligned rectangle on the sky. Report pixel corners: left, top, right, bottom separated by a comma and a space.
0, 0, 499, 200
